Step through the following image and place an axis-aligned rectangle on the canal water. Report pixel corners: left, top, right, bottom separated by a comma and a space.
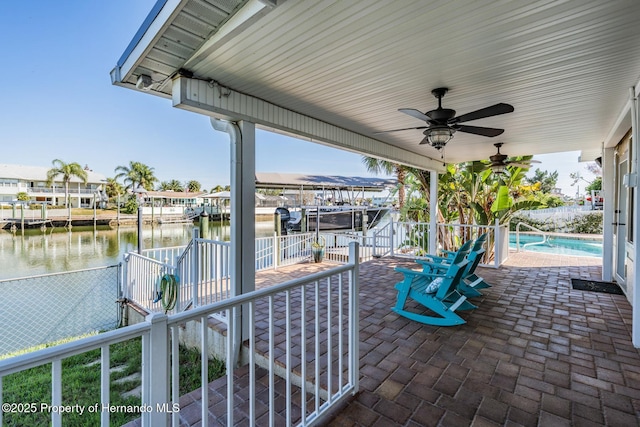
0, 221, 276, 281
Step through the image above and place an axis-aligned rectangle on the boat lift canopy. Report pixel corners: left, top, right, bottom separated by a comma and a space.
255, 173, 395, 192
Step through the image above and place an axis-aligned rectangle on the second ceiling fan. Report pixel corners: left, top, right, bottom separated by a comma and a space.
377, 88, 514, 149
487, 143, 540, 174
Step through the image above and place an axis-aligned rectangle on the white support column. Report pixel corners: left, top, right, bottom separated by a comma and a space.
429, 170, 438, 255
147, 313, 169, 427
232, 120, 256, 298
630, 86, 640, 347
210, 117, 256, 360
602, 147, 615, 282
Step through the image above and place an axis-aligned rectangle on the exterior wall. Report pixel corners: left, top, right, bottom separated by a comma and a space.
0, 165, 106, 208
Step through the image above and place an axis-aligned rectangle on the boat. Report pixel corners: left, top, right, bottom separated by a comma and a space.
257, 172, 396, 234
276, 205, 390, 232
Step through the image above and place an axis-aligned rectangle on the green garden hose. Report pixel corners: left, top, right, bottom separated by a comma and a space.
157, 274, 179, 313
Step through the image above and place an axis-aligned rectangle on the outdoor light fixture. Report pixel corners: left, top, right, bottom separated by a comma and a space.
490, 164, 506, 175
420, 126, 455, 150
136, 74, 153, 91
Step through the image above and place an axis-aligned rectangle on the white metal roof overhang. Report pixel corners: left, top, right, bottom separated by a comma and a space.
112, 0, 640, 170
255, 172, 395, 191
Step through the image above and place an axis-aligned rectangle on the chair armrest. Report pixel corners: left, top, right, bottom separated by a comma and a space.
394, 266, 443, 280
415, 259, 450, 272
416, 256, 449, 264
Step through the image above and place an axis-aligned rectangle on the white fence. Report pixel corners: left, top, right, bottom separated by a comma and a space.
128, 220, 509, 318
374, 220, 508, 268
123, 253, 178, 313
0, 244, 361, 427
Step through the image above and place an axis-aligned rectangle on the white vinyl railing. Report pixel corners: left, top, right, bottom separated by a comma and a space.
256, 232, 316, 270
389, 219, 508, 268
371, 221, 393, 258
0, 322, 150, 427
142, 245, 187, 265
127, 220, 510, 318
392, 221, 430, 257
123, 253, 177, 313
0, 243, 361, 427
184, 237, 231, 308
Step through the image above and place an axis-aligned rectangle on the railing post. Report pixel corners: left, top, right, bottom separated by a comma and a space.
146, 312, 170, 427
348, 242, 360, 394
274, 232, 279, 269
390, 218, 395, 256
494, 218, 501, 268
372, 229, 378, 257
192, 228, 199, 308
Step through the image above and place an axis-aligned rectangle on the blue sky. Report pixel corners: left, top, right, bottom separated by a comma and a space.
0, 1, 596, 194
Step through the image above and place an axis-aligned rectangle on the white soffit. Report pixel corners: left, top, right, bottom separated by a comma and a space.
114, 0, 640, 165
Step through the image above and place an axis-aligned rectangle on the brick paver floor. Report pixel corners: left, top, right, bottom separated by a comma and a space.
127, 251, 640, 426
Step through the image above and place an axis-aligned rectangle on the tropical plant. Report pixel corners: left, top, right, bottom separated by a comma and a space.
121, 196, 139, 214
361, 157, 406, 209
158, 180, 183, 192
185, 180, 201, 192
211, 185, 224, 193
526, 169, 559, 193
585, 176, 602, 192
114, 161, 157, 192
104, 178, 124, 199
16, 192, 29, 201
46, 159, 88, 208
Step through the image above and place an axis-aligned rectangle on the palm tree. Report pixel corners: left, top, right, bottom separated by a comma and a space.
46, 159, 88, 208
185, 180, 201, 192
114, 161, 157, 192
104, 178, 124, 199
361, 157, 406, 209
158, 180, 183, 192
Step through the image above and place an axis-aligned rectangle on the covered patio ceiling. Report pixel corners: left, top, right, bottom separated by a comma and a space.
112, 0, 640, 170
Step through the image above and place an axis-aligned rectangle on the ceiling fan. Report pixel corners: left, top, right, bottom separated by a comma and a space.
488, 143, 540, 174
376, 88, 514, 149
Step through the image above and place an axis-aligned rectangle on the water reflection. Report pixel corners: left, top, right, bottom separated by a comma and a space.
0, 221, 275, 281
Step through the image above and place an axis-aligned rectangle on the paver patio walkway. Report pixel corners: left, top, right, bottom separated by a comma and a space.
129, 251, 640, 426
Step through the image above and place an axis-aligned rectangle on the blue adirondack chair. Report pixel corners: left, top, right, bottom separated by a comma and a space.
392, 240, 475, 326
416, 233, 491, 297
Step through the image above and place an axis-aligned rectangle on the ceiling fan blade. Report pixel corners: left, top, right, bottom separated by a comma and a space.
374, 126, 428, 134
506, 162, 533, 168
456, 125, 504, 137
399, 108, 430, 122
418, 136, 431, 145
451, 103, 514, 124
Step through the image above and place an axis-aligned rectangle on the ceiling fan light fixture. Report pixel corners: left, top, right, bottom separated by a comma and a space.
491, 164, 506, 175
426, 127, 454, 149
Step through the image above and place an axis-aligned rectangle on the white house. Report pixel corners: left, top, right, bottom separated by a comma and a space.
0, 164, 107, 208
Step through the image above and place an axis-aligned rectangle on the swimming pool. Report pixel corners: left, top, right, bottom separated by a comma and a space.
509, 234, 603, 257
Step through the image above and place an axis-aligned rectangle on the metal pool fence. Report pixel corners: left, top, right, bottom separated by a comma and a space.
0, 265, 121, 357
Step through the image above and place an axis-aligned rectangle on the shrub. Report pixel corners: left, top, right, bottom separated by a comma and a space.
566, 212, 603, 234
509, 214, 556, 232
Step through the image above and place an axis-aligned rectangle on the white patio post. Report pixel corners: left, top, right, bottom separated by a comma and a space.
146, 312, 169, 427
602, 147, 615, 282
211, 117, 255, 362
630, 85, 640, 347
429, 170, 438, 255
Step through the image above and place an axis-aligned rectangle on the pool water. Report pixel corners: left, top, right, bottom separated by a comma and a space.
509, 234, 602, 257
